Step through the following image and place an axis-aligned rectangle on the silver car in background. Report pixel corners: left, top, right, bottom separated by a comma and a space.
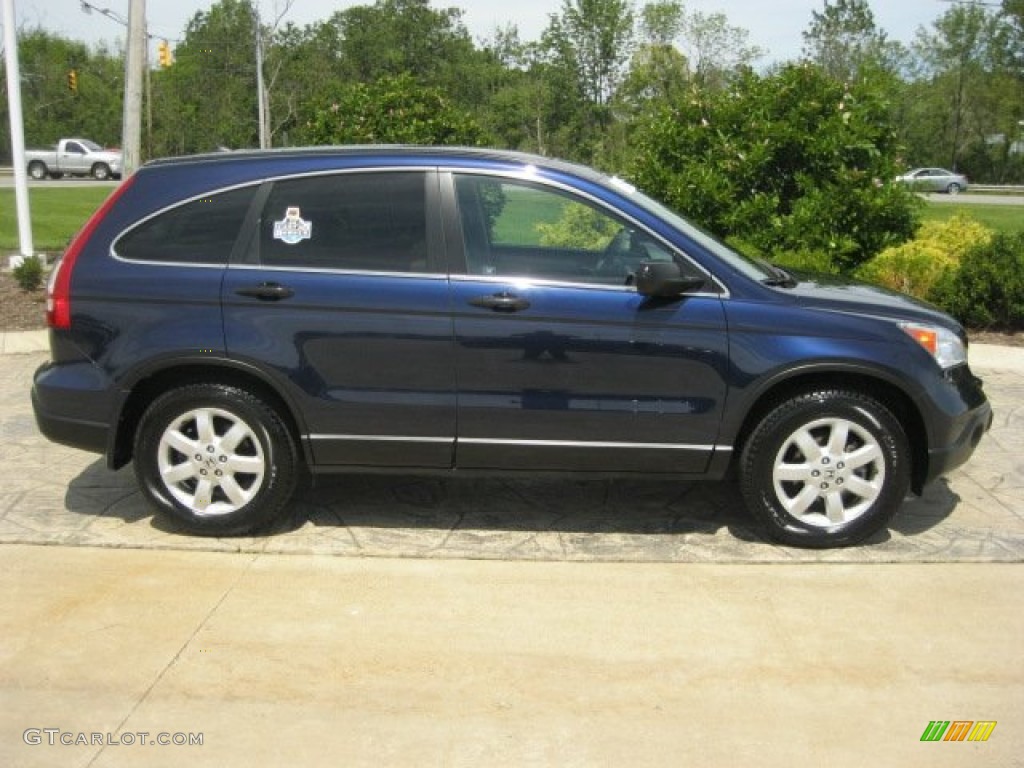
895, 167, 968, 195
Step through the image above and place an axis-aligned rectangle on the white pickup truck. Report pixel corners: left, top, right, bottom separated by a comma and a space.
25, 138, 123, 180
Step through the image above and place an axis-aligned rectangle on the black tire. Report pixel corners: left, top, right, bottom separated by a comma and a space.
91, 163, 111, 180
947, 182, 961, 195
739, 390, 910, 548
133, 384, 298, 535
27, 161, 48, 180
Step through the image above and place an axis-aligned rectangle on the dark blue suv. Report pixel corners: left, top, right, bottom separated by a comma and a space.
32, 147, 992, 547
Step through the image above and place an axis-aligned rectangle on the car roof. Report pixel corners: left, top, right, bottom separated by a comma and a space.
142, 145, 609, 184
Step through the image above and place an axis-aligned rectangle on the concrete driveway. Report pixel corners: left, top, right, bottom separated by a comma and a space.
2, 342, 1022, 767
2, 347, 1022, 563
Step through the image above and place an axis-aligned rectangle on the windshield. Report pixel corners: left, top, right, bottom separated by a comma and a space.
622, 186, 775, 282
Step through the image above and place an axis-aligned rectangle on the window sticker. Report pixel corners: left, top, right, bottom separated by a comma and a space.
272, 207, 312, 244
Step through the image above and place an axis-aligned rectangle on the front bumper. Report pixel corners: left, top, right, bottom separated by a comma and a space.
920, 365, 992, 487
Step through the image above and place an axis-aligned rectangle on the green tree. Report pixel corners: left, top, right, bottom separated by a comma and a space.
678, 9, 763, 89
152, 0, 260, 155
620, 2, 760, 121
909, 4, 1004, 173
801, 0, 897, 82
543, 0, 636, 162
0, 30, 122, 157
479, 28, 562, 155
327, 0, 487, 105
629, 63, 918, 271
305, 73, 486, 145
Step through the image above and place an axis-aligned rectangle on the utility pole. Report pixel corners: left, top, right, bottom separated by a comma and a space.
121, 0, 146, 176
255, 7, 269, 149
2, 0, 34, 262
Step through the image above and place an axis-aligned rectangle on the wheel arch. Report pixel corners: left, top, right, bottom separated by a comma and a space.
109, 361, 308, 470
730, 370, 929, 494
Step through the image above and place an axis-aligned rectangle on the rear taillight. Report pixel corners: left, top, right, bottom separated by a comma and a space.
47, 176, 136, 329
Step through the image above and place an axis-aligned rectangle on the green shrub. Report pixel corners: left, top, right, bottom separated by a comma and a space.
855, 240, 954, 299
12, 255, 45, 291
931, 232, 1024, 330
855, 214, 993, 300
536, 201, 619, 250
628, 63, 919, 273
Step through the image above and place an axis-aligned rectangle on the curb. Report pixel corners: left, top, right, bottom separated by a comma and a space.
0, 329, 47, 355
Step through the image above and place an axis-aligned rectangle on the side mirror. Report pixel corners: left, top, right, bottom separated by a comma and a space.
635, 261, 705, 298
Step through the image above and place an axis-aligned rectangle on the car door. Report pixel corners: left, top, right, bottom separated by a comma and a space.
444, 171, 730, 474
222, 169, 457, 468
61, 141, 88, 174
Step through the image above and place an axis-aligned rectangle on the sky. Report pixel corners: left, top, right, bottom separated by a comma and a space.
12, 0, 948, 64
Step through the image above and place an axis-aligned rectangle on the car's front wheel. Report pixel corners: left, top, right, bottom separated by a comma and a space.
133, 384, 298, 535
739, 390, 910, 548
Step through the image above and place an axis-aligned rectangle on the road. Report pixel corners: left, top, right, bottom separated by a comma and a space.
926, 192, 1024, 205
0, 175, 118, 189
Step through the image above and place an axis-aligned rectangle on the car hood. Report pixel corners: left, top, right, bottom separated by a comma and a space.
783, 273, 961, 332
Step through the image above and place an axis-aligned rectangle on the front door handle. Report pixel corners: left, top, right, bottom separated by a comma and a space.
469, 292, 530, 312
235, 282, 294, 301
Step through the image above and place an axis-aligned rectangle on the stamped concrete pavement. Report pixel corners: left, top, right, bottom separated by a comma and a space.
2, 347, 1022, 562
2, 341, 1022, 767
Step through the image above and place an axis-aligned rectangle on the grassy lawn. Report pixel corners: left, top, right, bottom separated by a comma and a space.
0, 186, 113, 252
920, 199, 1024, 234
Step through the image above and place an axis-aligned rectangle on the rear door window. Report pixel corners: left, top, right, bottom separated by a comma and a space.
115, 186, 257, 265
252, 172, 431, 274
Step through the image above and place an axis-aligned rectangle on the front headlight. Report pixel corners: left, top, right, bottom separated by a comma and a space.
899, 322, 967, 370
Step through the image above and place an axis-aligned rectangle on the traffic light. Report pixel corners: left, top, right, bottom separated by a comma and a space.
67, 69, 78, 92
158, 41, 173, 67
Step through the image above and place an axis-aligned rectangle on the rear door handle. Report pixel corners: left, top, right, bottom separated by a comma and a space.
235, 282, 294, 301
469, 292, 530, 312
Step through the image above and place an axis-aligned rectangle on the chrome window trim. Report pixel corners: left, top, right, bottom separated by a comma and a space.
227, 264, 449, 280
450, 272, 723, 299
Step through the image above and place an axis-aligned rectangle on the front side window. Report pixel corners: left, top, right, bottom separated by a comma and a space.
453, 174, 673, 286
255, 172, 429, 273
115, 185, 256, 265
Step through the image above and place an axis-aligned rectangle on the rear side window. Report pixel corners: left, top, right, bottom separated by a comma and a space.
253, 172, 429, 273
115, 186, 256, 265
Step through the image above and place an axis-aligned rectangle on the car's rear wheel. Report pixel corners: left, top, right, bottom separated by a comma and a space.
133, 384, 298, 535
947, 182, 961, 195
739, 390, 910, 548
91, 163, 111, 180
27, 161, 48, 180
